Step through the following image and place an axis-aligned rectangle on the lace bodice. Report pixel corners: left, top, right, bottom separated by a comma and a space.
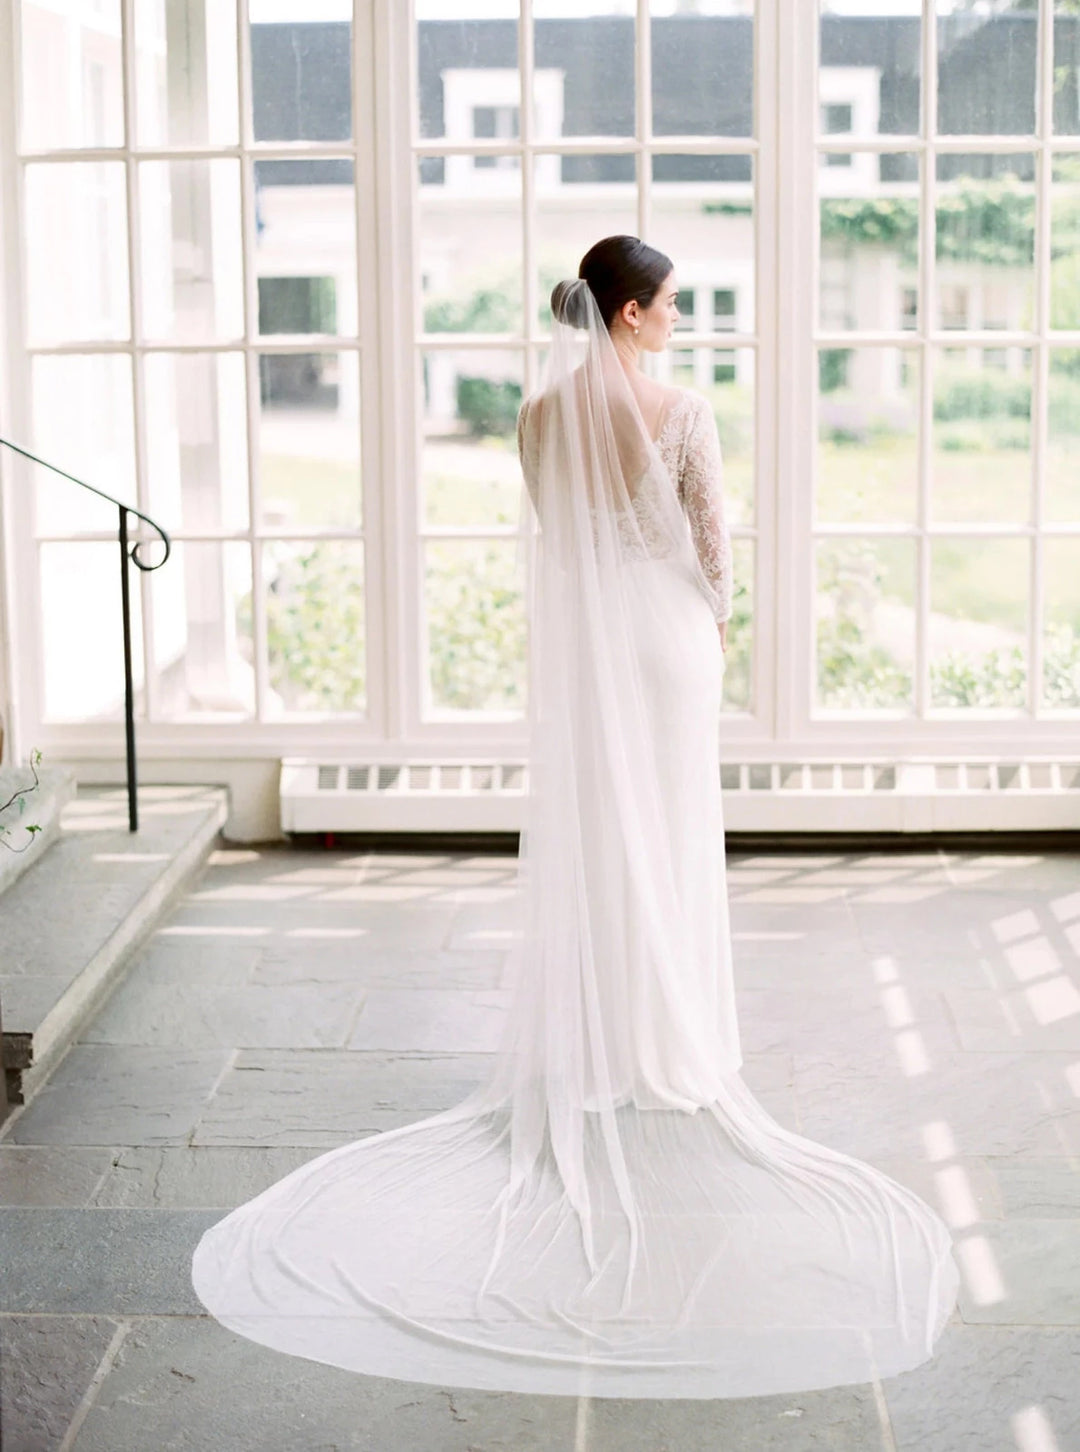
517, 386, 734, 625
653, 391, 733, 624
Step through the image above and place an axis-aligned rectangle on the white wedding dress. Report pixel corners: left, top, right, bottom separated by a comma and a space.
191, 285, 960, 1399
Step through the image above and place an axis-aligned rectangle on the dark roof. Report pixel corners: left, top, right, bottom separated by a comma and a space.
252, 14, 1080, 187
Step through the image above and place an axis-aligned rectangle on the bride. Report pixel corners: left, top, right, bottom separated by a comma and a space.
191, 235, 960, 1399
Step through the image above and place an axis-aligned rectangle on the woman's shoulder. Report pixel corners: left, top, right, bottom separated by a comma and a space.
658, 385, 709, 440
669, 384, 711, 415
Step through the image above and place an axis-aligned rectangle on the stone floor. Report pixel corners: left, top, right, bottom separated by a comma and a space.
2, 843, 1080, 1451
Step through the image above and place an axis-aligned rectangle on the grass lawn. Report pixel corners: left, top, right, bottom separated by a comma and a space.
819, 438, 1080, 631
262, 434, 1080, 641
260, 453, 363, 530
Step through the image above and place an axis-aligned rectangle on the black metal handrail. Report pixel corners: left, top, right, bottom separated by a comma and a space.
0, 434, 172, 833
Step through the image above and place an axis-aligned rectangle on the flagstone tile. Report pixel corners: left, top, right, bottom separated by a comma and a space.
191, 1049, 493, 1147
7, 1045, 230, 1147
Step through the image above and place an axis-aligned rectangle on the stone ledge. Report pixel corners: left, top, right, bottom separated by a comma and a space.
1, 785, 228, 1109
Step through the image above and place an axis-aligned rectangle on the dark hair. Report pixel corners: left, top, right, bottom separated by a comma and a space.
550, 235, 674, 330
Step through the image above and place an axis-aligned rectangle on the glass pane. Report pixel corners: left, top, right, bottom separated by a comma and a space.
818, 153, 919, 332
651, 155, 754, 342
929, 537, 1027, 709
139, 160, 244, 342
722, 535, 753, 716
263, 540, 366, 715
937, 2, 1035, 137
1050, 153, 1080, 330
418, 158, 522, 336
31, 354, 135, 535
422, 350, 523, 527
815, 538, 916, 712
19, 0, 124, 151
817, 348, 919, 525
152, 542, 254, 720
133, 0, 239, 149
144, 353, 249, 534
932, 345, 1031, 524
935, 153, 1034, 332
249, 3, 351, 142
533, 3, 635, 142
1043, 539, 1080, 709
423, 539, 526, 715
254, 159, 357, 338
24, 162, 129, 344
257, 351, 361, 530
416, 8, 521, 145
1054, 3, 1080, 136
819, 4, 921, 138
651, 2, 754, 139
535, 153, 637, 333
659, 347, 754, 529
1048, 349, 1080, 523
40, 542, 144, 723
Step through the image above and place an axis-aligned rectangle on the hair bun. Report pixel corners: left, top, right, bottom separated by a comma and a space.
550, 278, 590, 328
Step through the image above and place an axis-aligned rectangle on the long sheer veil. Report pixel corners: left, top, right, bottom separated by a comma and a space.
190, 279, 960, 1398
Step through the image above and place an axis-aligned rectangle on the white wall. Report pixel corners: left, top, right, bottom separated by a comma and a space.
62, 754, 284, 842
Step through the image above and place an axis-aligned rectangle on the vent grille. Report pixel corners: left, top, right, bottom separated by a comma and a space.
312, 762, 521, 792
717, 761, 1080, 793
281, 758, 1080, 833
303, 759, 1080, 796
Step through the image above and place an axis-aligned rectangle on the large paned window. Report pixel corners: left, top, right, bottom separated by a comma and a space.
413, 0, 759, 722
5, 0, 377, 740
816, 1, 1080, 727
2, 1, 1078, 771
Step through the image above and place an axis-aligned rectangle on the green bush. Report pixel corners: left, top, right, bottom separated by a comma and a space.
935, 418, 1030, 452
456, 376, 522, 438
819, 349, 852, 394
816, 542, 1080, 710
930, 646, 1027, 708
425, 540, 526, 712
933, 364, 1031, 423
1043, 622, 1080, 708
239, 544, 366, 713
1048, 362, 1080, 436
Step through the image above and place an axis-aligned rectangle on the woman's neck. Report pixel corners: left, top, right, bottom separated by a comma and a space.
610, 331, 643, 380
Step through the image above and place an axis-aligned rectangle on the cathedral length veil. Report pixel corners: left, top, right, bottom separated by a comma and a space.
191, 279, 960, 1399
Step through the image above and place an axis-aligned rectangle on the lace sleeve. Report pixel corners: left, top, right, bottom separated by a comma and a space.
679, 395, 733, 624
517, 397, 541, 513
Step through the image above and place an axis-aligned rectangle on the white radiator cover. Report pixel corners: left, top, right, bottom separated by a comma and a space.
279, 757, 1080, 834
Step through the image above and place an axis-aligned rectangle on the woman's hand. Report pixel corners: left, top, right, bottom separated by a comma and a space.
718, 620, 728, 654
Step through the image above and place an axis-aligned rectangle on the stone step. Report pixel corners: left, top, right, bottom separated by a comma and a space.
0, 763, 76, 896
0, 785, 227, 1110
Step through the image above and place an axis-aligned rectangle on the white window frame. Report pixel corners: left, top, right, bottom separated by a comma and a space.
812, 2, 1080, 753
441, 67, 563, 189
1, 0, 1078, 782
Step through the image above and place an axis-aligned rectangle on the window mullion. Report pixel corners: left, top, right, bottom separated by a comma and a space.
354, 0, 386, 739
754, 0, 779, 750
521, 0, 535, 374
118, 0, 158, 727
236, 0, 268, 723
1031, 0, 1054, 717
376, 0, 418, 742
777, 0, 817, 744
637, 0, 650, 243
0, 2, 34, 766
916, 0, 937, 722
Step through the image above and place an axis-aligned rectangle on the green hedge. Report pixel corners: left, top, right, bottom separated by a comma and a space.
456, 376, 522, 438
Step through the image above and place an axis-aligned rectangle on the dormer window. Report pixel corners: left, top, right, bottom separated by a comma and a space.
821, 103, 853, 167
473, 104, 520, 170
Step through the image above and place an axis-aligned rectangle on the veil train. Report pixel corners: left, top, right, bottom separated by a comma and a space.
191, 279, 960, 1398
